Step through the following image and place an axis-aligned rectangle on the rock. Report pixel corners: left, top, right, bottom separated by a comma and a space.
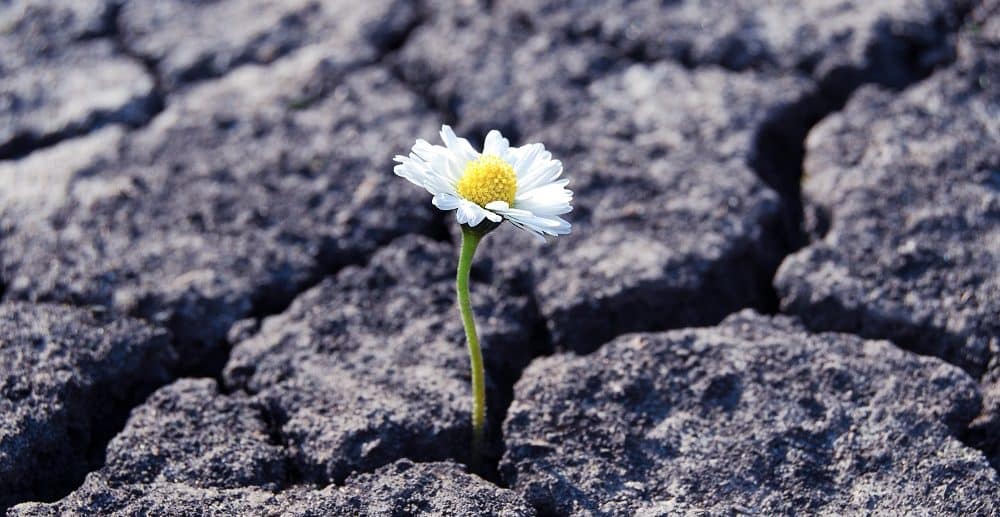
774, 28, 998, 385
0, 302, 174, 510
0, 1, 155, 158
962, 0, 1000, 470
396, 0, 966, 141
775, 0, 1000, 469
96, 379, 288, 490
10, 378, 533, 516
501, 311, 998, 515
499, 0, 968, 95
0, 125, 124, 220
223, 235, 541, 483
393, 5, 616, 139
8, 477, 293, 517
286, 460, 536, 516
0, 37, 156, 159
119, 0, 419, 90
458, 62, 818, 354
11, 460, 534, 517
0, 47, 440, 373
0, 0, 115, 53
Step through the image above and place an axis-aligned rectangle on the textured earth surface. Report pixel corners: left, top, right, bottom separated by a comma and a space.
498, 0, 970, 92
777, 14, 999, 377
0, 0, 157, 159
776, 0, 1000, 469
460, 62, 814, 353
117, 0, 420, 90
10, 379, 534, 516
0, 303, 173, 510
503, 311, 998, 515
222, 236, 540, 481
1, 0, 997, 515
1, 43, 440, 375
10, 461, 536, 517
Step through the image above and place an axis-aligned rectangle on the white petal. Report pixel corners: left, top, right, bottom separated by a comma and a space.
393, 155, 433, 190
393, 152, 456, 196
511, 143, 543, 179
491, 204, 572, 240
517, 180, 572, 201
455, 201, 477, 225
440, 125, 479, 163
485, 200, 510, 211
517, 158, 563, 193
516, 198, 573, 217
517, 184, 573, 212
456, 199, 493, 227
432, 192, 461, 210
410, 139, 440, 163
483, 130, 509, 157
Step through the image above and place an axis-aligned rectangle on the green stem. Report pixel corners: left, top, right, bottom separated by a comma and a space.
457, 227, 486, 456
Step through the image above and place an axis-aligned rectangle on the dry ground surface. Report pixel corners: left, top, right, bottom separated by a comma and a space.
1, 0, 998, 515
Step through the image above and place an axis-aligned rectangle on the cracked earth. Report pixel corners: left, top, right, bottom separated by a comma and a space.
1, 0, 998, 515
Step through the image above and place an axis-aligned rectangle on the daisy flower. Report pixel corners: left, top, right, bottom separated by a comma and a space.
393, 125, 573, 459
394, 125, 572, 240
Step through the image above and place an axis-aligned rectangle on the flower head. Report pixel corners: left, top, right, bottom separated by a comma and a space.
394, 125, 572, 240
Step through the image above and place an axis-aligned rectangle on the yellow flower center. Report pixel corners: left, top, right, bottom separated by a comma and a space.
456, 154, 517, 207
